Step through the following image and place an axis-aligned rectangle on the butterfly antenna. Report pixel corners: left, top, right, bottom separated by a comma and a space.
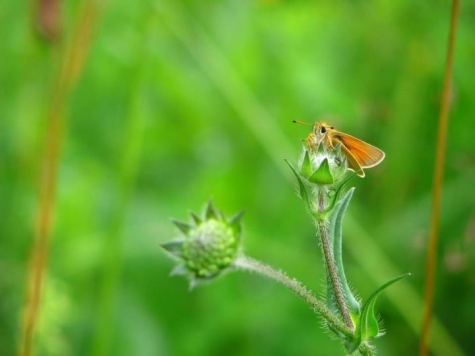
292, 120, 312, 125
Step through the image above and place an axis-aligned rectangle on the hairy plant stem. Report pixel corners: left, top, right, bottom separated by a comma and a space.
235, 256, 353, 339
316, 188, 354, 330
358, 342, 375, 356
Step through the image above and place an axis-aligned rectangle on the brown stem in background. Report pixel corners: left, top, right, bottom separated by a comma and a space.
17, 2, 100, 355
419, 0, 460, 355
35, 0, 61, 42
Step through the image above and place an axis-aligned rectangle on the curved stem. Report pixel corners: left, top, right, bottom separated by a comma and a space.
316, 189, 353, 330
234, 255, 353, 339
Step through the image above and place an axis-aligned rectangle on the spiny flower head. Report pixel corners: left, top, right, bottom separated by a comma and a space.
160, 201, 243, 288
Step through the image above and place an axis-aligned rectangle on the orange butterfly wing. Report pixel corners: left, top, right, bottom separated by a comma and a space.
331, 132, 385, 177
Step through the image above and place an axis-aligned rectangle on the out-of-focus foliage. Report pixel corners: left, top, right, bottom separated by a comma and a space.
1, 0, 475, 355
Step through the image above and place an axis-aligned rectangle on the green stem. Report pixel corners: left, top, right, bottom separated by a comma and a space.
358, 342, 375, 356
316, 189, 353, 330
234, 255, 353, 339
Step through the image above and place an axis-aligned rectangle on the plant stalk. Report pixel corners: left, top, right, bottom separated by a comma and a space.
316, 188, 353, 330
420, 0, 460, 354
358, 342, 375, 356
17, 2, 99, 356
235, 255, 353, 338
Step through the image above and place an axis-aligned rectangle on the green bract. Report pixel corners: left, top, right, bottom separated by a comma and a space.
160, 201, 243, 288
298, 141, 347, 186
325, 189, 411, 353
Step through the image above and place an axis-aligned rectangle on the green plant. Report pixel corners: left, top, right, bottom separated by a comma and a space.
161, 124, 409, 355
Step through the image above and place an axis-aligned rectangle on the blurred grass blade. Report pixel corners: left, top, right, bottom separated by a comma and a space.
420, 0, 460, 354
17, 1, 100, 355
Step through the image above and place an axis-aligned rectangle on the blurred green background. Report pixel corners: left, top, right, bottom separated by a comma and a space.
2, 0, 475, 355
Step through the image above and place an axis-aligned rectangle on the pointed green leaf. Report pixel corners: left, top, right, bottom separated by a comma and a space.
229, 210, 245, 238
327, 188, 360, 316
322, 172, 354, 214
205, 200, 218, 220
309, 158, 334, 185
359, 273, 411, 341
190, 212, 202, 225
172, 219, 193, 235
285, 159, 312, 211
300, 150, 313, 178
160, 240, 185, 258
170, 264, 188, 276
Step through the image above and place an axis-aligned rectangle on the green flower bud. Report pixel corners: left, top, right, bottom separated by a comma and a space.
298, 140, 347, 186
161, 200, 243, 287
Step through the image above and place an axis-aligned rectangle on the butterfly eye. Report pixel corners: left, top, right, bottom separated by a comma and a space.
321, 126, 327, 134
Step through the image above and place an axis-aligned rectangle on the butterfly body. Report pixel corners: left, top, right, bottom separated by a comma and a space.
305, 122, 385, 177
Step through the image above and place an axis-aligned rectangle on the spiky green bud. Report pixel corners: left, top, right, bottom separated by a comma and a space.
298, 141, 347, 186
161, 201, 243, 287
